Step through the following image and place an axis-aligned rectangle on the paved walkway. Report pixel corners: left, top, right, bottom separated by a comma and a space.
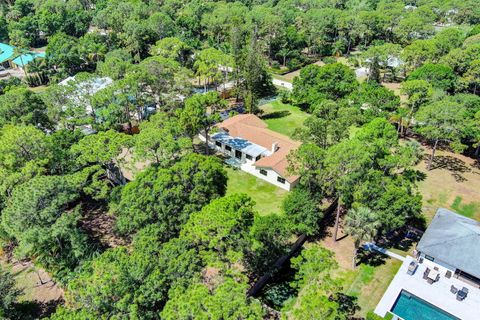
272, 78, 293, 90
363, 242, 406, 262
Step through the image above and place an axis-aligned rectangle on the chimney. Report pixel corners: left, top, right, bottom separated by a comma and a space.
271, 142, 279, 153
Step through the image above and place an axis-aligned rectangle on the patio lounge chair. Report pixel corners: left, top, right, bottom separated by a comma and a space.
451, 285, 458, 294
456, 287, 468, 301
407, 261, 418, 275
445, 270, 452, 278
423, 268, 430, 280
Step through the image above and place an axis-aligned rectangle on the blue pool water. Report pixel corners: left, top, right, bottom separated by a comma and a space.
391, 290, 459, 320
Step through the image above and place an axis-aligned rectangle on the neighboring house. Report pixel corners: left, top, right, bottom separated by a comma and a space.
203, 114, 300, 191
375, 208, 480, 320
59, 75, 114, 114
416, 208, 480, 288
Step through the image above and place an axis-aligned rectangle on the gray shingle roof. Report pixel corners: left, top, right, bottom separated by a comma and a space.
417, 208, 480, 279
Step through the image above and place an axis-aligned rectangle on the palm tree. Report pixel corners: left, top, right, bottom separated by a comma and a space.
12, 46, 30, 77
344, 207, 380, 269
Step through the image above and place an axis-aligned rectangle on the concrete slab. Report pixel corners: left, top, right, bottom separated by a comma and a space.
375, 256, 480, 320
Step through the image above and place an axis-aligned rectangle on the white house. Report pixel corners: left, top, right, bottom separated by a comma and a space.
59, 75, 113, 114
203, 114, 300, 191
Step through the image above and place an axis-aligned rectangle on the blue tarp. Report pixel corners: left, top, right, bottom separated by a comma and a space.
0, 43, 15, 63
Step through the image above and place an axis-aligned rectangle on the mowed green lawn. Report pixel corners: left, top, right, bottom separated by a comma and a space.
260, 100, 309, 138
225, 167, 287, 215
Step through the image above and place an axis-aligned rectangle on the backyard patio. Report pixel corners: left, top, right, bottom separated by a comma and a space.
375, 256, 480, 320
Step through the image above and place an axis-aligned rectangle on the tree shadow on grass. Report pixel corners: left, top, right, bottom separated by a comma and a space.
430, 155, 471, 182
335, 293, 360, 318
356, 248, 387, 267
261, 110, 291, 120
13, 298, 63, 320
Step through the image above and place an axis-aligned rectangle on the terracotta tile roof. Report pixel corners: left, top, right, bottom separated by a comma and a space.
217, 114, 301, 183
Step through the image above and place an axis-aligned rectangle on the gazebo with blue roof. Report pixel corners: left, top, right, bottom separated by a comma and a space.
0, 42, 46, 69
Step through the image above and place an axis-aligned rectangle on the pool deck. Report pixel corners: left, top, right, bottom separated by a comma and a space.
375, 256, 480, 320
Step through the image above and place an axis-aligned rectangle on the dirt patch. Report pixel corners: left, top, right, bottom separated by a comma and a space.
319, 222, 355, 271
0, 258, 64, 303
416, 144, 480, 221
80, 202, 128, 248
277, 60, 326, 82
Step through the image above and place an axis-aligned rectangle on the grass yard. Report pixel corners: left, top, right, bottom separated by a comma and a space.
343, 259, 402, 316
416, 145, 480, 222
259, 100, 309, 138
225, 167, 288, 215
320, 224, 403, 318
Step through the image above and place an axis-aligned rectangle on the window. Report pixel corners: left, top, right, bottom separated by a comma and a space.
277, 176, 286, 184
256, 155, 261, 161
259, 169, 268, 176
246, 154, 253, 160
235, 150, 242, 159
425, 255, 435, 262
225, 145, 232, 151
215, 141, 222, 147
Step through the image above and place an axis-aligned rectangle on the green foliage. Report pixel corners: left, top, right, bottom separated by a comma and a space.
353, 175, 422, 233
0, 266, 22, 318
0, 87, 51, 129
249, 214, 293, 274
0, 125, 51, 207
46, 32, 107, 75
347, 82, 400, 122
283, 187, 322, 236
290, 118, 422, 233
344, 207, 380, 250
150, 37, 192, 65
115, 153, 227, 237
96, 49, 133, 80
161, 278, 264, 320
401, 80, 433, 115
467, 25, 480, 37
294, 99, 359, 148
64, 234, 202, 319
415, 98, 466, 150
179, 91, 227, 154
292, 63, 358, 109
284, 246, 346, 320
1, 175, 92, 276
181, 194, 255, 264
71, 130, 131, 189
134, 112, 192, 166
415, 97, 467, 169
408, 64, 457, 92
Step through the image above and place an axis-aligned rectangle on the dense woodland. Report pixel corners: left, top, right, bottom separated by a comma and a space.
0, 0, 479, 319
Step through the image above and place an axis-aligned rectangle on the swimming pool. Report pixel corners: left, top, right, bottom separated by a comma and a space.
391, 290, 459, 320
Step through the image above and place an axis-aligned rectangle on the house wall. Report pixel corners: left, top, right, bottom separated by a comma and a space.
241, 162, 292, 191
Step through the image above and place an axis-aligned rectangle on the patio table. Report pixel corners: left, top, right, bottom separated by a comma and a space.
427, 269, 440, 282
